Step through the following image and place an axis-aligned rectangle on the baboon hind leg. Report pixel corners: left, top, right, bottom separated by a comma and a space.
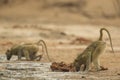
34, 55, 43, 61
84, 52, 92, 72
23, 50, 30, 61
93, 58, 101, 71
92, 47, 102, 71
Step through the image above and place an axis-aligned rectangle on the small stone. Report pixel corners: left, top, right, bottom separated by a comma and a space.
100, 66, 108, 70
117, 73, 120, 75
81, 76, 86, 78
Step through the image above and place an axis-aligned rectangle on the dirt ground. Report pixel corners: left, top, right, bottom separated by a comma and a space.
0, 0, 120, 80
0, 23, 120, 80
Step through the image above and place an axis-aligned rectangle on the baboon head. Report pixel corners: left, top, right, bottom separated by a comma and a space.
73, 59, 80, 71
5, 49, 12, 60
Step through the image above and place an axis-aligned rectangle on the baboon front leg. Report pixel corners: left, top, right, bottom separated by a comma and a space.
18, 51, 22, 60
85, 61, 90, 72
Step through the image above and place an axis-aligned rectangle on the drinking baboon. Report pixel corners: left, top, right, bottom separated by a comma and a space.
73, 28, 114, 71
5, 40, 51, 61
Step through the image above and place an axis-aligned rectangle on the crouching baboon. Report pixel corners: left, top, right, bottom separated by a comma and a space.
5, 40, 51, 61
73, 28, 114, 72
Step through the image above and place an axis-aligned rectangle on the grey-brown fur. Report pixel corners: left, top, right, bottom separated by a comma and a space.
5, 44, 41, 61
23, 40, 51, 61
73, 28, 114, 72
5, 40, 51, 61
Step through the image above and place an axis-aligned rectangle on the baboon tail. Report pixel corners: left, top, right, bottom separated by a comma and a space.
37, 40, 51, 62
99, 28, 114, 54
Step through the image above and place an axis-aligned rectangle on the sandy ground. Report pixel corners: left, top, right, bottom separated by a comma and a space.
0, 23, 120, 80
0, 0, 120, 80
0, 0, 120, 26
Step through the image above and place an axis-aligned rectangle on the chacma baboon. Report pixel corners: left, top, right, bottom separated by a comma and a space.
73, 28, 114, 72
22, 40, 51, 61
5, 40, 51, 61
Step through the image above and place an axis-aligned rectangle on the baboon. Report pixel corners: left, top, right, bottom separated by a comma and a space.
73, 28, 114, 72
23, 40, 51, 61
5, 40, 51, 61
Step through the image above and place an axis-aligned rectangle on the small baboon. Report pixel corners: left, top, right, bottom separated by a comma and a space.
5, 40, 51, 61
22, 40, 51, 61
73, 28, 114, 72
